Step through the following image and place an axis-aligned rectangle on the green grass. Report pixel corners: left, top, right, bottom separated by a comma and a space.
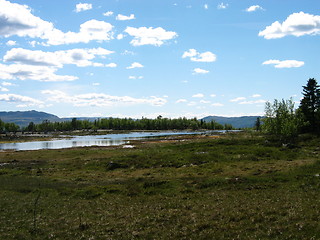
0, 132, 320, 239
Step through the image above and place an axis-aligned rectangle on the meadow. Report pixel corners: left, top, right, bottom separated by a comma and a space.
0, 132, 320, 239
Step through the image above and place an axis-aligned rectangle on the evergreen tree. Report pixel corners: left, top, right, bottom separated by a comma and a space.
299, 78, 320, 133
255, 117, 261, 131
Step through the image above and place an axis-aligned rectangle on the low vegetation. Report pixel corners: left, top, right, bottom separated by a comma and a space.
1, 132, 320, 239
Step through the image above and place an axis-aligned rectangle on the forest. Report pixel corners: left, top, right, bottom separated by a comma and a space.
0, 115, 231, 133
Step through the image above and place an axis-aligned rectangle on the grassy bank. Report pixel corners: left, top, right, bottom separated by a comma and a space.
0, 132, 320, 239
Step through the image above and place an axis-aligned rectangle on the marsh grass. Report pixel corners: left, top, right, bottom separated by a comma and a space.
0, 132, 320, 239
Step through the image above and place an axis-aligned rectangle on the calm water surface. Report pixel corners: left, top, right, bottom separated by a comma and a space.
0, 131, 215, 151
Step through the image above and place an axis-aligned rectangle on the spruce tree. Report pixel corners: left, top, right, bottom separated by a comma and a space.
299, 78, 320, 133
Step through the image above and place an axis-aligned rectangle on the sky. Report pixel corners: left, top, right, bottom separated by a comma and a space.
0, 0, 319, 119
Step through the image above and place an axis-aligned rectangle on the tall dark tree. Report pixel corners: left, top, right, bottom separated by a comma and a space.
255, 117, 261, 131
299, 78, 320, 132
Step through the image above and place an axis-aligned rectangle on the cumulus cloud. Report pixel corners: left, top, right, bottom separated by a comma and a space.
124, 26, 177, 46
0, 86, 9, 92
259, 12, 320, 39
176, 99, 187, 103
182, 49, 216, 62
192, 93, 204, 98
0, 47, 117, 81
126, 62, 144, 69
46, 19, 114, 45
129, 76, 143, 79
116, 14, 135, 21
0, 1, 114, 45
246, 5, 264, 12
0, 63, 77, 82
263, 59, 305, 68
105, 63, 117, 68
3, 47, 114, 68
6, 40, 16, 46
75, 3, 92, 13
103, 11, 114, 17
251, 94, 261, 98
117, 34, 124, 40
193, 68, 209, 74
42, 90, 167, 107
217, 3, 228, 9
230, 97, 246, 102
2, 81, 14, 86
0, 93, 43, 106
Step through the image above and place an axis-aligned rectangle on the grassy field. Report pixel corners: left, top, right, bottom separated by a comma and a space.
0, 132, 320, 239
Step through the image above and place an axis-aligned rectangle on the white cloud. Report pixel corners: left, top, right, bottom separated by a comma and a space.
117, 33, 124, 40
0, 1, 114, 45
46, 19, 114, 45
92, 82, 100, 86
263, 59, 304, 68
176, 99, 187, 103
259, 12, 320, 39
105, 63, 117, 68
200, 100, 210, 104
116, 14, 135, 21
122, 50, 135, 55
129, 76, 143, 79
124, 26, 178, 46
251, 94, 261, 98
217, 3, 228, 9
6, 40, 16, 46
230, 97, 246, 102
182, 49, 197, 58
75, 3, 92, 13
42, 90, 167, 107
182, 49, 216, 62
0, 0, 55, 38
127, 62, 144, 69
0, 86, 9, 92
3, 47, 114, 68
2, 81, 14, 86
204, 4, 209, 10
192, 93, 204, 98
0, 93, 43, 106
193, 68, 209, 74
0, 63, 77, 82
210, 94, 216, 98
103, 11, 114, 17
246, 5, 264, 12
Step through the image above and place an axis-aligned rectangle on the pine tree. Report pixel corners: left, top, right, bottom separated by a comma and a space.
299, 78, 320, 133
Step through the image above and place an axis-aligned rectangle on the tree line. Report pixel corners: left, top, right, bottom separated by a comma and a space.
262, 78, 320, 142
0, 116, 232, 134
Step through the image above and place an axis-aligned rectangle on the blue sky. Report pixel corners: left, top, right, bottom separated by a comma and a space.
0, 0, 319, 118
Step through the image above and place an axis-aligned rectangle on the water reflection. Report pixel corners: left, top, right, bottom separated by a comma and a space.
0, 131, 221, 151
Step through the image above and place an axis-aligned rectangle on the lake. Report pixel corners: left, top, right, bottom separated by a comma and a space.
0, 131, 220, 151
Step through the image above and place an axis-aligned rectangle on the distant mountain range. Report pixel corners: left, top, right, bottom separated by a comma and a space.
0, 110, 261, 129
202, 116, 261, 129
0, 110, 60, 126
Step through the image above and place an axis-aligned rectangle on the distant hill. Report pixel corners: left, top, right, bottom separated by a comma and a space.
0, 110, 60, 126
0, 110, 261, 129
201, 116, 261, 129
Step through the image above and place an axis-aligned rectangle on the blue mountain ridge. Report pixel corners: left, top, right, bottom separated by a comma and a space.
0, 110, 261, 128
